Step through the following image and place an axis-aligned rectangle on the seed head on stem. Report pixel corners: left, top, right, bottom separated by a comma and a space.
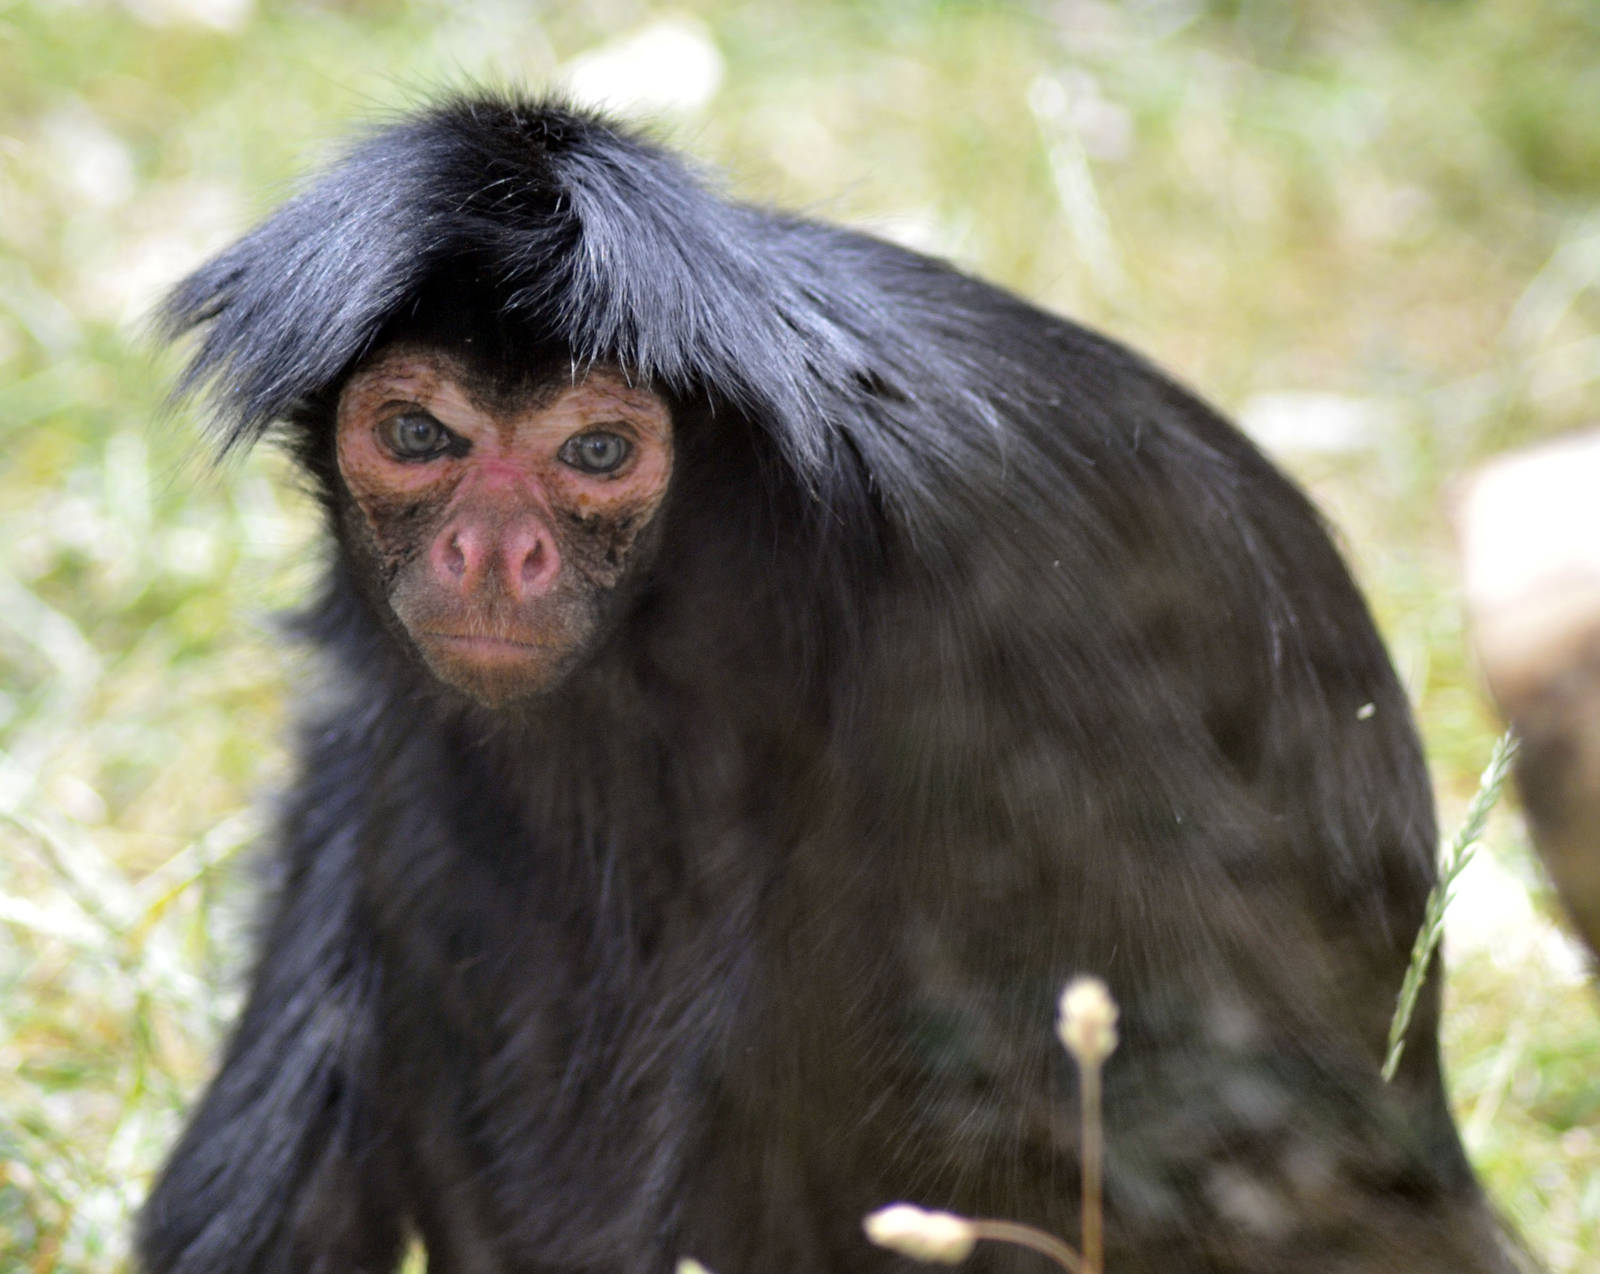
863, 1204, 978, 1264
1058, 975, 1118, 1274
1057, 975, 1119, 1067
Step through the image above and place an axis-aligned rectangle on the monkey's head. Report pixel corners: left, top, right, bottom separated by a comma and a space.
333, 343, 675, 707
157, 97, 874, 711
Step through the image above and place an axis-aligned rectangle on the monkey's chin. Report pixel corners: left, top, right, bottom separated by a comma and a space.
415, 633, 575, 707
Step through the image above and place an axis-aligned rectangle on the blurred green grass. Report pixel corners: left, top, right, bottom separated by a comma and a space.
2, 0, 1596, 1269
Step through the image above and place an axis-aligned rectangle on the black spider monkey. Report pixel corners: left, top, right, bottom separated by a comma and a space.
139, 94, 1513, 1274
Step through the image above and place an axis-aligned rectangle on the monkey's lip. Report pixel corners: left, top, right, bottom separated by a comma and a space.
422, 631, 545, 658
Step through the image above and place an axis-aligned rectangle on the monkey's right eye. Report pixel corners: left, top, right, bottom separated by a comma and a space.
379, 412, 457, 460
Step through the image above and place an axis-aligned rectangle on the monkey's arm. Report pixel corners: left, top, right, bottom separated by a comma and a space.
138, 799, 404, 1274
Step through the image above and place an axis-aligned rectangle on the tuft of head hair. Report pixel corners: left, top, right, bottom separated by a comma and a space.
158, 92, 1014, 506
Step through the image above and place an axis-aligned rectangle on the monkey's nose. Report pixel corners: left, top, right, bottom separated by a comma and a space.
432, 521, 561, 600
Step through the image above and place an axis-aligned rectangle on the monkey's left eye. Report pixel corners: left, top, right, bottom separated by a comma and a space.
559, 431, 633, 475
380, 412, 455, 460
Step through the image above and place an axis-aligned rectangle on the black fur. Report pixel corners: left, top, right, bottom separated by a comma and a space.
141, 94, 1511, 1274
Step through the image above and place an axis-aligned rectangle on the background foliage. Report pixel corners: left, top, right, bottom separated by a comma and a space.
2, 0, 1596, 1268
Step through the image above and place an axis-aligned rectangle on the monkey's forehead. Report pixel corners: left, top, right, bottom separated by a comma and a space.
344, 344, 666, 417
156, 91, 1013, 494
344, 345, 675, 435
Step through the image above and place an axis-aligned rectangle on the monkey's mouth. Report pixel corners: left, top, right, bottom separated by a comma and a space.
414, 627, 580, 706
422, 631, 547, 658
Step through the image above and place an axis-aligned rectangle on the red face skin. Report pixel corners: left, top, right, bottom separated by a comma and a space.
335, 346, 675, 706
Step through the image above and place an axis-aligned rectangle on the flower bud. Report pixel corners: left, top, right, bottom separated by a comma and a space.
1057, 975, 1119, 1067
863, 1204, 978, 1264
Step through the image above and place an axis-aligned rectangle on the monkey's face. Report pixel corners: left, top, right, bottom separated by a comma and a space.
335, 346, 674, 706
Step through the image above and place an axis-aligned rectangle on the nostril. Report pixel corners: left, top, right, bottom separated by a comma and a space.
431, 524, 483, 590
510, 532, 560, 599
443, 533, 467, 578
521, 540, 545, 582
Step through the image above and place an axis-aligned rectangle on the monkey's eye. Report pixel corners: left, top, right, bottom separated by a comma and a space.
380, 412, 456, 460
559, 431, 633, 475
